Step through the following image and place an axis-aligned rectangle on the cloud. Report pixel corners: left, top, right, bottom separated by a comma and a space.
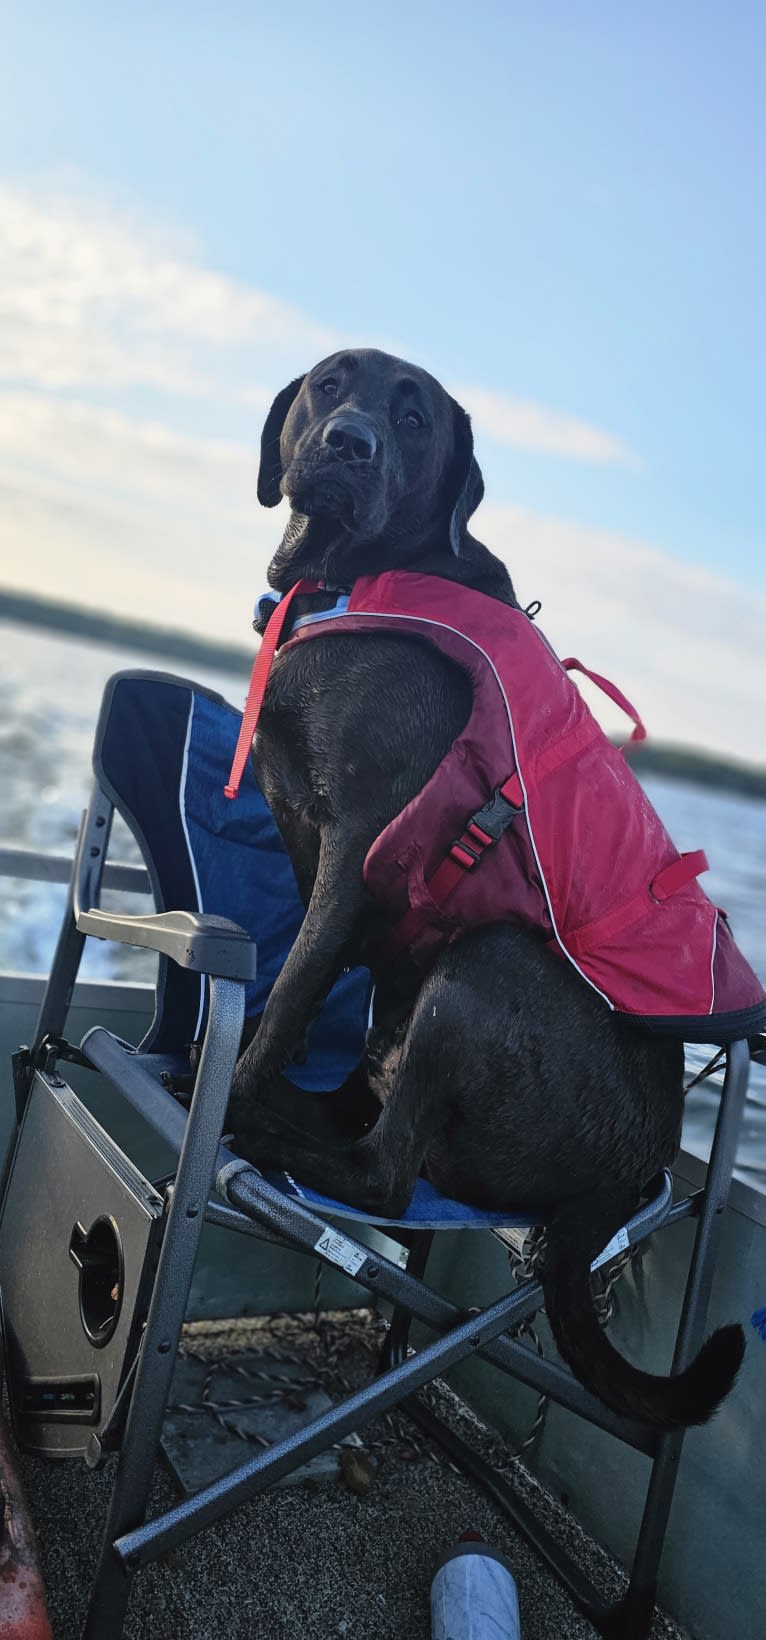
0, 178, 337, 398
0, 178, 639, 465
454, 384, 638, 465
2, 436, 762, 764
0, 391, 257, 520
0, 467, 278, 639
0, 175, 761, 766
476, 502, 765, 763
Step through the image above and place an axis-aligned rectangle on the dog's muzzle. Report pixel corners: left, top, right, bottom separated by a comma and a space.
321, 414, 378, 464
288, 415, 383, 525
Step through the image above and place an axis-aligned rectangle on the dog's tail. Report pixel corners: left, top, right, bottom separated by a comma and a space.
541, 1187, 745, 1431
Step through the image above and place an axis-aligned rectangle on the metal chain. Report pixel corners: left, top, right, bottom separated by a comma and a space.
499, 1225, 550, 1459
499, 1224, 644, 1461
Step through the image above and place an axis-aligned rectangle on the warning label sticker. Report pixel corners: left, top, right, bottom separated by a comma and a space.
314, 1227, 368, 1277
591, 1225, 630, 1272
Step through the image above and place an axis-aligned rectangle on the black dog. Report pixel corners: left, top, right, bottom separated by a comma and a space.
228, 348, 743, 1431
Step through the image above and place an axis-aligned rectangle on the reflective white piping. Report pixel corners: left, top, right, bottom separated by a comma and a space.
179, 695, 206, 1040
329, 605, 614, 1009
709, 913, 718, 1015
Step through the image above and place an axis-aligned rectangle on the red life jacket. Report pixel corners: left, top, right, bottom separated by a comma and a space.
229, 570, 766, 1045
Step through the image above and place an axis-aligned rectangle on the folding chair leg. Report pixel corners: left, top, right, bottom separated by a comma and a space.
378, 1230, 434, 1374
82, 977, 245, 1640
581, 1036, 752, 1638
387, 1042, 751, 1640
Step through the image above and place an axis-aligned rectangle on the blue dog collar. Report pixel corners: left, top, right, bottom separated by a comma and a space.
253, 587, 351, 635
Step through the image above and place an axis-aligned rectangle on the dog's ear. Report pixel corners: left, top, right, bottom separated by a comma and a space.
257, 376, 305, 507
446, 399, 485, 554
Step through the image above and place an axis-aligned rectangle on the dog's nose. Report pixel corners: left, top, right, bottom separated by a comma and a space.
322, 415, 378, 463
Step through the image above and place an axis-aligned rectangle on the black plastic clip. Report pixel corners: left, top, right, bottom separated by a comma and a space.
468, 781, 525, 845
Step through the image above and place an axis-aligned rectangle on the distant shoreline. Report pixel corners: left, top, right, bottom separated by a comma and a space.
2, 585, 765, 800
0, 585, 253, 676
622, 741, 766, 801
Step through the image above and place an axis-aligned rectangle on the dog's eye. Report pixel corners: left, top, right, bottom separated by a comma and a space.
397, 409, 424, 429
319, 379, 339, 397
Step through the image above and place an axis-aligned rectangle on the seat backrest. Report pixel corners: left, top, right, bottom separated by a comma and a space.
92, 671, 370, 1086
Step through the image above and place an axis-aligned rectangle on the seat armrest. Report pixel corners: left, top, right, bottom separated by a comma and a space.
76, 908, 258, 981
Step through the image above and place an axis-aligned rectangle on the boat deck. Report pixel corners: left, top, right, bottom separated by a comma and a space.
14, 1311, 690, 1640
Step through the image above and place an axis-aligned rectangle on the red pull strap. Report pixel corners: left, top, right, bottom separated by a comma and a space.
225, 579, 318, 800
651, 850, 709, 902
562, 657, 647, 744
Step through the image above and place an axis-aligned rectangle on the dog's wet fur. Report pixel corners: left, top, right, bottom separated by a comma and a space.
228, 348, 744, 1430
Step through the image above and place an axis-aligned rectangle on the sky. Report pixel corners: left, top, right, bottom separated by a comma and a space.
0, 1, 764, 764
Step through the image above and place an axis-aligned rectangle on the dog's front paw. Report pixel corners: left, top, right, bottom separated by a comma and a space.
224, 1054, 288, 1167
160, 1070, 196, 1106
160, 1040, 204, 1106
225, 1104, 297, 1173
225, 1059, 258, 1142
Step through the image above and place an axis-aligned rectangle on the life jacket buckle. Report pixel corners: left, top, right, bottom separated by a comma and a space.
468, 776, 524, 844
448, 776, 524, 870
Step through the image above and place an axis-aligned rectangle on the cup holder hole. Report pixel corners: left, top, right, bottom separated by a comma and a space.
69, 1216, 123, 1347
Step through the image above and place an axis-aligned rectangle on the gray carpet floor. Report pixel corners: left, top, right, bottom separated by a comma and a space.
15, 1311, 691, 1640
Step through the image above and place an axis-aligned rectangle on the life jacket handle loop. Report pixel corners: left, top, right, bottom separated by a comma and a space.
562, 657, 647, 745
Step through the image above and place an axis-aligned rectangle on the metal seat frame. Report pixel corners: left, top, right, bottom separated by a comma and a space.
9, 676, 760, 1640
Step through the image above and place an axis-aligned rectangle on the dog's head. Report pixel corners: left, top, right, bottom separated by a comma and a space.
258, 349, 486, 591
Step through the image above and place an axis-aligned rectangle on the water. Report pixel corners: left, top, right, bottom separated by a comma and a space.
1, 621, 764, 1187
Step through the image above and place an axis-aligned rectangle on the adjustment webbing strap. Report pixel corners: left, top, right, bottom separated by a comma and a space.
651, 850, 709, 901
425, 772, 525, 905
385, 772, 525, 955
225, 578, 318, 800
